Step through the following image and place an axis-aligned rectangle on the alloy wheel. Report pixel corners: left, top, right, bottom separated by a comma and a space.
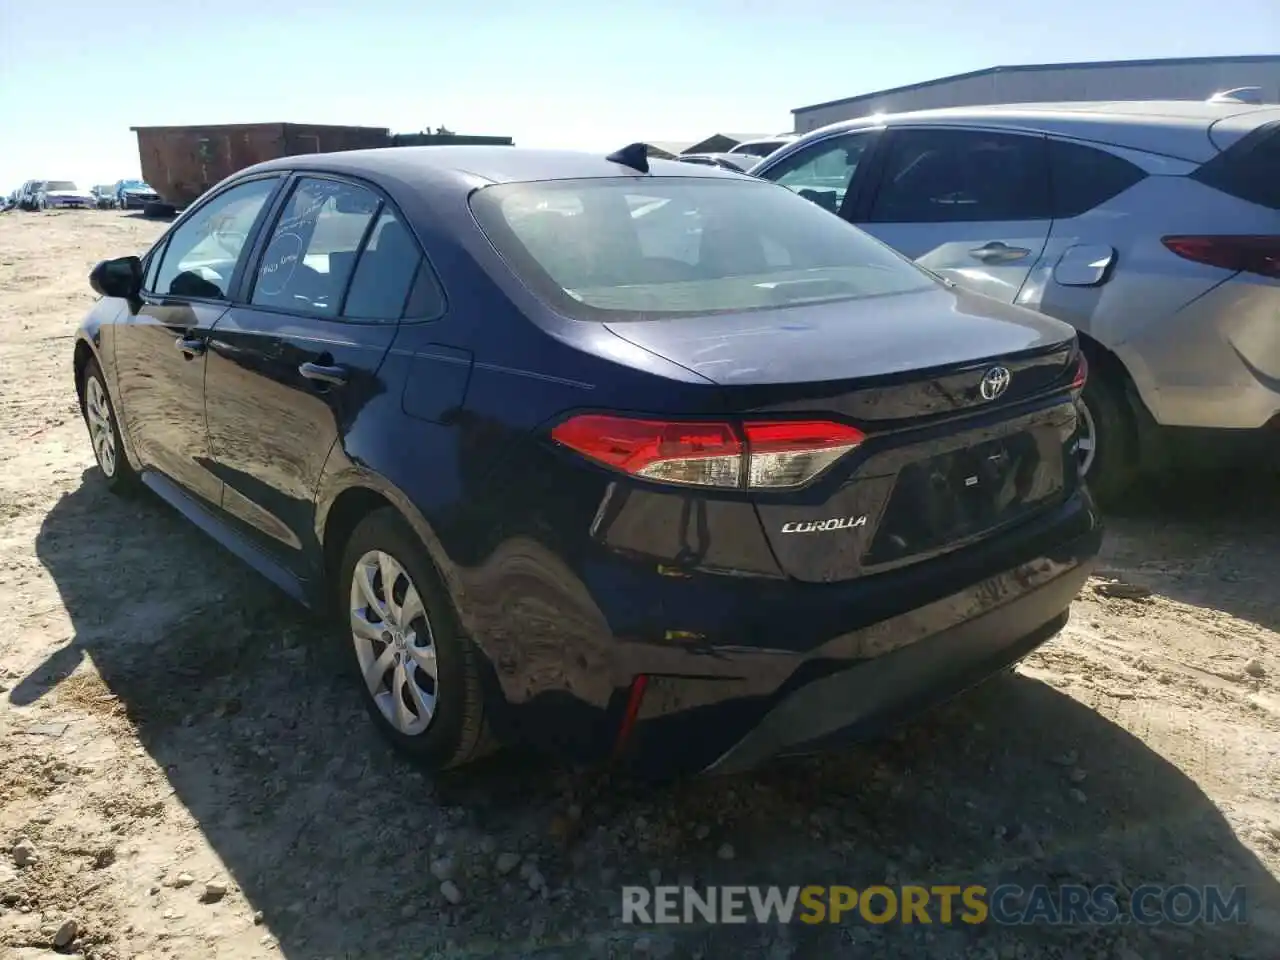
1076, 398, 1098, 477
85, 376, 117, 478
348, 549, 439, 736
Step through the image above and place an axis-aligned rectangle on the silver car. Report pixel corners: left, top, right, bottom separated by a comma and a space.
726, 135, 797, 161
673, 152, 756, 173
751, 101, 1280, 501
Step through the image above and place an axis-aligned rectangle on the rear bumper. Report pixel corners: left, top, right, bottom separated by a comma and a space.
615, 490, 1101, 777
706, 575, 1077, 774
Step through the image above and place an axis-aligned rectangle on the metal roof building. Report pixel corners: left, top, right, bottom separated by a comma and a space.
792, 55, 1280, 133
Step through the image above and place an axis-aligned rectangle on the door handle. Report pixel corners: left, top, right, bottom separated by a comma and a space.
968, 242, 1032, 263
175, 335, 206, 358
298, 361, 348, 387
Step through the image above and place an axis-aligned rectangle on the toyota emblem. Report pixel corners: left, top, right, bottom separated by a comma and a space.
979, 366, 1012, 401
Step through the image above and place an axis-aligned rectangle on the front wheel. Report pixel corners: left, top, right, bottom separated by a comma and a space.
81, 360, 138, 494
337, 509, 495, 771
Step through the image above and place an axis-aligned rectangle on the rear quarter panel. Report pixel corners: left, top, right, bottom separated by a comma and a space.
1016, 175, 1272, 418
310, 194, 728, 706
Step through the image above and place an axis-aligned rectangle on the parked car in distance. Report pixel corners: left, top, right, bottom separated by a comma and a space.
114, 179, 162, 210
16, 180, 44, 211
674, 152, 755, 173
726, 135, 797, 159
36, 180, 93, 210
75, 145, 1100, 777
752, 101, 1280, 502
91, 185, 117, 209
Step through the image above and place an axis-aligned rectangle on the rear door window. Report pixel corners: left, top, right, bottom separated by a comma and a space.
250, 178, 381, 317
343, 210, 440, 321
867, 128, 1051, 223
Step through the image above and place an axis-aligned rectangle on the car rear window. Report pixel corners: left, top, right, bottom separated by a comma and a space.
469, 177, 934, 321
1193, 122, 1280, 211
730, 141, 786, 157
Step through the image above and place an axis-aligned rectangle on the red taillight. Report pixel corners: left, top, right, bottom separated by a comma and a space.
550, 414, 865, 490
550, 415, 743, 487
1071, 351, 1088, 391
613, 674, 649, 758
1161, 235, 1280, 279
743, 420, 866, 488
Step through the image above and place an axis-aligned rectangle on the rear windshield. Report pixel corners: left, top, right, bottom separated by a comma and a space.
730, 141, 786, 157
469, 177, 934, 321
1194, 122, 1280, 211
47, 181, 77, 191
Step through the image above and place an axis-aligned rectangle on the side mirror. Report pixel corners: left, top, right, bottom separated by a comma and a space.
89, 256, 143, 299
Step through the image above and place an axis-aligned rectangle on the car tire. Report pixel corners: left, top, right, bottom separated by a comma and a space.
1078, 367, 1138, 507
337, 508, 496, 771
80, 359, 138, 494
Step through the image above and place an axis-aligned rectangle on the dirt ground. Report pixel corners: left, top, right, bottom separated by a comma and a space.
1, 210, 1278, 960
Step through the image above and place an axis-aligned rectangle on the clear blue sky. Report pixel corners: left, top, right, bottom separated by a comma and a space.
1, 0, 1276, 192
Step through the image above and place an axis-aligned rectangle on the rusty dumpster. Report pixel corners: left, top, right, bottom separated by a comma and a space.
130, 122, 391, 210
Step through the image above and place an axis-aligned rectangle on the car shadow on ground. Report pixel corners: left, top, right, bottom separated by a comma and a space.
11, 470, 1279, 958
1100, 466, 1280, 635
118, 211, 176, 222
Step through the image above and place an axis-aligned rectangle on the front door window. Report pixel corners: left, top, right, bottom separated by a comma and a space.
151, 178, 280, 299
759, 132, 876, 214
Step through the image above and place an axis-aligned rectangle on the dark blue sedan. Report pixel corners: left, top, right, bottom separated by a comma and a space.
73, 145, 1101, 776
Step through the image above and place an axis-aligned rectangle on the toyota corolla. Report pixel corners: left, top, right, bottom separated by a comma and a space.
73, 144, 1101, 777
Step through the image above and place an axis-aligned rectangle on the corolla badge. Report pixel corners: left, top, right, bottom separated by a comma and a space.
781, 515, 868, 534
979, 366, 1012, 401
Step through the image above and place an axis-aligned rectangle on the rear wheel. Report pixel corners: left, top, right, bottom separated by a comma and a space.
81, 359, 138, 494
1078, 367, 1139, 506
337, 509, 495, 770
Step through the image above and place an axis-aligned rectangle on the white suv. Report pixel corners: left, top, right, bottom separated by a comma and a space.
752, 101, 1280, 501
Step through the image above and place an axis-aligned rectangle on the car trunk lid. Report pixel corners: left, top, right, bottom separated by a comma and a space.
604, 286, 1077, 423
605, 286, 1082, 582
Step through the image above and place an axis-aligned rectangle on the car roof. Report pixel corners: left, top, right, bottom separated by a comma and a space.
803, 100, 1280, 162
246, 146, 750, 189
